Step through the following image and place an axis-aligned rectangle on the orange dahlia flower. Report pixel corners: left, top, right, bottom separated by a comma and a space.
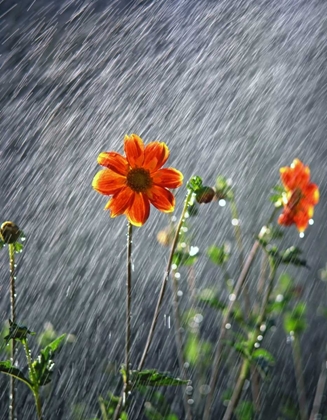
92, 134, 183, 227
278, 159, 319, 232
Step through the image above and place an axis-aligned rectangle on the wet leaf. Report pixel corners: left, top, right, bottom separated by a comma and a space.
252, 348, 275, 364
207, 244, 230, 266
0, 360, 33, 390
4, 320, 35, 343
187, 176, 203, 193
32, 334, 66, 385
131, 369, 188, 388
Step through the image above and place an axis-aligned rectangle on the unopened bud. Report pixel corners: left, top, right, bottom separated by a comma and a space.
0, 221, 21, 244
196, 187, 216, 204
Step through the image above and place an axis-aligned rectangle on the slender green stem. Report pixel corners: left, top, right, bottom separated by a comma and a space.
22, 338, 42, 420
291, 334, 307, 420
113, 223, 133, 420
8, 243, 16, 420
222, 260, 277, 420
137, 188, 193, 371
124, 223, 133, 403
203, 209, 278, 420
172, 268, 193, 420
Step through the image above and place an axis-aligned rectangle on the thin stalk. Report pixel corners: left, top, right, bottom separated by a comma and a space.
8, 243, 16, 420
137, 188, 193, 371
203, 239, 260, 420
124, 223, 133, 403
291, 334, 307, 420
113, 222, 133, 420
203, 208, 278, 420
114, 191, 192, 420
222, 260, 277, 420
22, 339, 42, 420
309, 356, 327, 420
172, 269, 193, 420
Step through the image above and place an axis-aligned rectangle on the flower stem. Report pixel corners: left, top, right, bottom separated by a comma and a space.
22, 338, 42, 420
291, 334, 308, 420
137, 188, 193, 371
203, 209, 278, 420
309, 351, 327, 420
124, 222, 133, 403
222, 260, 277, 420
113, 222, 133, 420
172, 268, 193, 420
8, 243, 16, 420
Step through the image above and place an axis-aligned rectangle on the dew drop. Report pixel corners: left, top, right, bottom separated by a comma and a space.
219, 199, 226, 207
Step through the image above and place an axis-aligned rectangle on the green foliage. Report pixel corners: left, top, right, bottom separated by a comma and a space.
215, 175, 234, 201
283, 303, 307, 334
4, 321, 35, 343
0, 360, 33, 390
207, 244, 230, 266
187, 176, 203, 193
141, 390, 178, 420
235, 401, 254, 420
184, 333, 211, 366
198, 289, 226, 311
130, 369, 188, 388
270, 185, 285, 207
266, 246, 307, 268
173, 250, 198, 267
32, 334, 66, 386
97, 394, 127, 420
252, 348, 275, 364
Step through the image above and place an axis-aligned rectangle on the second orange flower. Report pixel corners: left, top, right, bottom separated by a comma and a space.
278, 159, 319, 232
92, 134, 183, 227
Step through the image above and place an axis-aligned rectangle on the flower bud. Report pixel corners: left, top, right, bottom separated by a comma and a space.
195, 187, 216, 204
0, 221, 21, 244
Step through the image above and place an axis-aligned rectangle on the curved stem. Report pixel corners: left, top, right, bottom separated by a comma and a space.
137, 188, 193, 371
22, 338, 42, 420
203, 209, 278, 420
8, 243, 16, 420
222, 260, 277, 420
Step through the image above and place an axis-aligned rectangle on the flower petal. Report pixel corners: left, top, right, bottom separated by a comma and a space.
124, 192, 150, 226
105, 187, 135, 217
97, 152, 129, 175
303, 183, 319, 205
143, 142, 170, 172
146, 185, 175, 213
124, 134, 145, 168
280, 159, 310, 190
152, 168, 184, 189
92, 169, 126, 195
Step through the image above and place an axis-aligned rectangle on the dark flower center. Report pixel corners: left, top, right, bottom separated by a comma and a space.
126, 168, 152, 192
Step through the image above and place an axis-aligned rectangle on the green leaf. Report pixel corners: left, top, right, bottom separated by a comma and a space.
207, 244, 230, 266
184, 334, 200, 365
252, 348, 275, 364
198, 289, 226, 311
235, 401, 254, 420
281, 247, 307, 268
13, 242, 24, 253
0, 361, 33, 390
173, 250, 198, 267
131, 369, 188, 388
32, 334, 66, 386
187, 176, 203, 193
283, 303, 307, 334
215, 175, 234, 200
